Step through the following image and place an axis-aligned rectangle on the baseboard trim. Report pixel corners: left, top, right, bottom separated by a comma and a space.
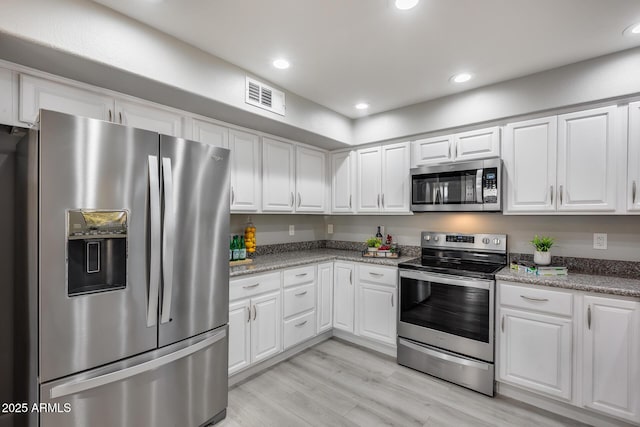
497, 382, 638, 427
331, 329, 397, 358
229, 331, 333, 387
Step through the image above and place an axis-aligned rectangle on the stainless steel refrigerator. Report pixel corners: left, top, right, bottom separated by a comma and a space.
15, 109, 230, 427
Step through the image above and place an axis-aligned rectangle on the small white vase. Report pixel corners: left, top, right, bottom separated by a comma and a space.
534, 250, 551, 265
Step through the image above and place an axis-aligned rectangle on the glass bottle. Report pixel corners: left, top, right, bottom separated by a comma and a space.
229, 235, 233, 261
232, 235, 240, 261
376, 226, 383, 239
239, 236, 247, 260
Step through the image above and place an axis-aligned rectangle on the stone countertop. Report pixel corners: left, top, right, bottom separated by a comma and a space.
230, 249, 415, 278
496, 267, 640, 298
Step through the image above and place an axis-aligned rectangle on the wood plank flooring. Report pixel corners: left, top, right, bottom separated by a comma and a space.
220, 338, 588, 427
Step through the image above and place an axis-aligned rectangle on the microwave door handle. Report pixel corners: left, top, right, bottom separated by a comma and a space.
147, 156, 161, 327
476, 169, 483, 203
161, 157, 176, 324
443, 183, 448, 203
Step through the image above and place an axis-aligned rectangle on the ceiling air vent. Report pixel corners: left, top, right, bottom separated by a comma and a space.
245, 77, 285, 116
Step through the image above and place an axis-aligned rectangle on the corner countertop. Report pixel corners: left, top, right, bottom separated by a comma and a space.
496, 267, 640, 298
230, 249, 415, 278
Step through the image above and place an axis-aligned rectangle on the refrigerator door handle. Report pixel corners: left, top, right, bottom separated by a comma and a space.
49, 329, 226, 399
147, 156, 161, 327
161, 157, 176, 324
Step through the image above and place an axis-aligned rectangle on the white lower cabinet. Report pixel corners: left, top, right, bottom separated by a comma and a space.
356, 264, 397, 346
582, 296, 640, 423
498, 281, 640, 424
317, 262, 334, 333
333, 262, 355, 333
283, 311, 316, 349
250, 291, 282, 363
228, 299, 251, 375
499, 307, 572, 400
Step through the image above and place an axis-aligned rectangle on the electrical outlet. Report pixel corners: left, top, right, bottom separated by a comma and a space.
327, 224, 334, 234
593, 233, 607, 250
289, 224, 295, 236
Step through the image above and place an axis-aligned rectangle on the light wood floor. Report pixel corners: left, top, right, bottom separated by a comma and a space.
220, 338, 588, 427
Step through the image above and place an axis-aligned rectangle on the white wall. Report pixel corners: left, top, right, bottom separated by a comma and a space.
0, 0, 352, 148
230, 214, 327, 246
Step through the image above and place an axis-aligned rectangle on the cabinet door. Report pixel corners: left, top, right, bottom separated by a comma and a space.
498, 308, 572, 400
20, 74, 113, 124
229, 129, 261, 212
357, 282, 396, 345
333, 262, 355, 333
115, 99, 183, 136
381, 142, 410, 212
411, 135, 453, 166
250, 291, 282, 363
503, 116, 557, 213
582, 296, 640, 423
228, 300, 251, 375
0, 67, 18, 126
557, 107, 618, 212
454, 127, 500, 161
262, 137, 295, 212
296, 146, 327, 212
331, 151, 355, 213
317, 262, 334, 334
192, 119, 229, 148
356, 146, 382, 212
628, 101, 640, 211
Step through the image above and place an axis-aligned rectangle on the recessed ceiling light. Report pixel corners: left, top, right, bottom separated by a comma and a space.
395, 0, 419, 10
273, 59, 290, 69
355, 103, 369, 110
451, 73, 472, 83
623, 22, 640, 36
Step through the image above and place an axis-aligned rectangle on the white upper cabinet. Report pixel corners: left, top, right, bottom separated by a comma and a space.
628, 101, 640, 211
381, 142, 410, 212
582, 296, 640, 423
503, 116, 558, 213
296, 146, 327, 212
262, 137, 295, 212
357, 142, 410, 213
412, 135, 453, 167
20, 74, 113, 124
0, 67, 18, 126
557, 106, 617, 212
453, 126, 500, 162
192, 118, 229, 148
229, 129, 261, 212
115, 99, 183, 137
356, 146, 383, 213
331, 150, 355, 213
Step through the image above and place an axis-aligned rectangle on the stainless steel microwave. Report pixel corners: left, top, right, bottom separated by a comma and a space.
410, 158, 502, 212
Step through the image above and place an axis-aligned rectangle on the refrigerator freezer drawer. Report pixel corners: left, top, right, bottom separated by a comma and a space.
39, 327, 228, 427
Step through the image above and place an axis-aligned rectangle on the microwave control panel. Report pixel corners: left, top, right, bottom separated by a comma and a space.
482, 168, 498, 203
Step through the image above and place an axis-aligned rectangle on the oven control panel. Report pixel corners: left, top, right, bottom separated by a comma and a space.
422, 231, 507, 252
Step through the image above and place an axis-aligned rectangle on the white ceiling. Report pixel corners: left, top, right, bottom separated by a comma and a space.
92, 0, 640, 118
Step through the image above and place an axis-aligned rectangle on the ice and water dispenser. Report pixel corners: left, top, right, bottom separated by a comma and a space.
67, 210, 128, 296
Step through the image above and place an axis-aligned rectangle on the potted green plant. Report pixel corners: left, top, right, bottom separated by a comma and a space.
366, 237, 381, 252
531, 235, 554, 265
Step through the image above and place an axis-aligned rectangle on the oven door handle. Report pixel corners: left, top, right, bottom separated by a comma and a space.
399, 269, 492, 290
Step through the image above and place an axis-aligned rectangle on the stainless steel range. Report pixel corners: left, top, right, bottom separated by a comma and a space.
397, 231, 507, 396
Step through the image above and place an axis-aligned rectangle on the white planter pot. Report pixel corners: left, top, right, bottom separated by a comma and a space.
534, 251, 551, 265
367, 247, 378, 253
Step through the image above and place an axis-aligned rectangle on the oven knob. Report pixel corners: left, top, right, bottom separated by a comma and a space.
434, 236, 439, 242
424, 235, 431, 241
482, 238, 490, 244
493, 238, 501, 245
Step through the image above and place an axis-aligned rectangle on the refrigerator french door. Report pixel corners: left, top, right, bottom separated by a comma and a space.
16, 110, 229, 427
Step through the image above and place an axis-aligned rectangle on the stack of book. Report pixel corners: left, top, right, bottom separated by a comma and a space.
510, 262, 568, 276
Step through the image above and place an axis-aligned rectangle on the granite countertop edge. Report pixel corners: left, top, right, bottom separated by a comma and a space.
229, 249, 414, 277
496, 267, 640, 298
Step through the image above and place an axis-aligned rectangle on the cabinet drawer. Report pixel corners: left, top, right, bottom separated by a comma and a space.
283, 311, 316, 349
358, 264, 397, 287
500, 282, 572, 316
283, 282, 316, 318
283, 265, 316, 288
230, 272, 281, 301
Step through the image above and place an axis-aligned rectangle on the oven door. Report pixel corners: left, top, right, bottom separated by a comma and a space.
398, 269, 494, 362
